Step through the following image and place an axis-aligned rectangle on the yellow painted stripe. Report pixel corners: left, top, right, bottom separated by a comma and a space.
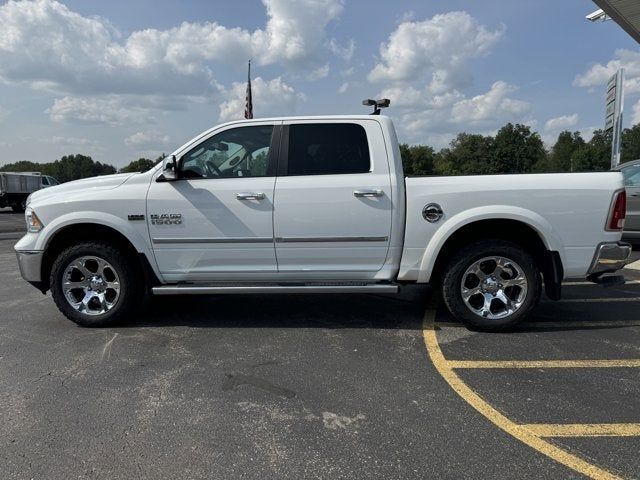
423, 311, 621, 480
447, 359, 640, 369
523, 424, 640, 437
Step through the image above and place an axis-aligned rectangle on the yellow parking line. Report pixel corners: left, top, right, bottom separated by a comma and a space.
423, 310, 621, 480
447, 359, 640, 369
523, 424, 640, 437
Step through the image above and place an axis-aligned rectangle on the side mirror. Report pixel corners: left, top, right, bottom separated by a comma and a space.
157, 155, 178, 182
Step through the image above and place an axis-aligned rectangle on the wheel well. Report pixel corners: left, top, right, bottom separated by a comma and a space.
41, 223, 155, 292
430, 219, 550, 285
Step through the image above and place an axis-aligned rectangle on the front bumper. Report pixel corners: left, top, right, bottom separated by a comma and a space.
587, 241, 633, 277
15, 250, 43, 283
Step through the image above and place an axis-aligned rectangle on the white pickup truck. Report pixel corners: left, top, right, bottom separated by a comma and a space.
15, 116, 632, 330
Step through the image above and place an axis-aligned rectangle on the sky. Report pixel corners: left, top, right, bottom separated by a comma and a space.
0, 0, 639, 167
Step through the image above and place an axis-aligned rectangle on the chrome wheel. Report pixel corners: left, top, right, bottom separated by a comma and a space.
460, 256, 528, 320
62, 256, 121, 316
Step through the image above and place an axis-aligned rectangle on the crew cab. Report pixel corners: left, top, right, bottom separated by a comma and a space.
15, 116, 632, 330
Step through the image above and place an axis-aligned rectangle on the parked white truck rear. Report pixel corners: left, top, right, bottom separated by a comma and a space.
15, 116, 632, 330
0, 172, 45, 212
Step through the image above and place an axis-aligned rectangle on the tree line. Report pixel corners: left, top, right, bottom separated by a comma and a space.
0, 154, 164, 183
2, 123, 640, 182
401, 123, 640, 176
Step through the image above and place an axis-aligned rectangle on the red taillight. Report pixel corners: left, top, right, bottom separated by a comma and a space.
607, 190, 626, 231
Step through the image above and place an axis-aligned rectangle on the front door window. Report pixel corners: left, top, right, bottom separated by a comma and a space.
180, 125, 274, 179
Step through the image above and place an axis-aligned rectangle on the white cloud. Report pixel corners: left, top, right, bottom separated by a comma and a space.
50, 136, 93, 146
338, 82, 349, 94
544, 113, 578, 132
364, 11, 528, 146
329, 38, 355, 61
632, 99, 640, 125
306, 64, 330, 81
0, 0, 343, 93
125, 131, 170, 148
46, 95, 178, 124
341, 67, 354, 77
368, 11, 504, 93
451, 81, 529, 124
0, 0, 341, 124
218, 76, 306, 122
368, 12, 532, 147
385, 82, 531, 147
574, 49, 640, 95
0, 105, 8, 121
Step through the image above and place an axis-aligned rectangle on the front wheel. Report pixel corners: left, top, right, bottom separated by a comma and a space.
441, 240, 542, 331
50, 242, 141, 327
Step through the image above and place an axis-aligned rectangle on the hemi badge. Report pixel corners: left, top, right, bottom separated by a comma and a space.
128, 214, 145, 221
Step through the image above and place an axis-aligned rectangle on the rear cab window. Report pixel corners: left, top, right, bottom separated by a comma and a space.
286, 123, 371, 176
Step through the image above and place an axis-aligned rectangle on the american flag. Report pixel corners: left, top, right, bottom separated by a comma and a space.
244, 60, 253, 119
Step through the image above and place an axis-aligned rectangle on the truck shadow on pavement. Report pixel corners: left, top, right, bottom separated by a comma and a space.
125, 286, 432, 330
115, 282, 640, 334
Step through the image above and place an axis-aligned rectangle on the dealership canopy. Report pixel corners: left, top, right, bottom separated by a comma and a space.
593, 0, 640, 43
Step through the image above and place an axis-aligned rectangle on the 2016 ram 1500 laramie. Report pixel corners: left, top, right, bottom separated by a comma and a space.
15, 116, 633, 330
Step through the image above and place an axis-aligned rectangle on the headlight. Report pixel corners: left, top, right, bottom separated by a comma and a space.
25, 207, 44, 233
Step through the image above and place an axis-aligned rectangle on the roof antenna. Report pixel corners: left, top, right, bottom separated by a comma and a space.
362, 98, 390, 115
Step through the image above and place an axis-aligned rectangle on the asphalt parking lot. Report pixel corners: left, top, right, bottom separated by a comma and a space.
0, 208, 26, 236
1, 231, 640, 479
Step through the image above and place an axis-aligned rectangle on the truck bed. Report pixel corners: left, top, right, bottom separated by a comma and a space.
0, 172, 41, 194
400, 172, 624, 281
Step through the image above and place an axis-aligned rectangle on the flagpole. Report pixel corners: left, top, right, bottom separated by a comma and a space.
244, 59, 253, 119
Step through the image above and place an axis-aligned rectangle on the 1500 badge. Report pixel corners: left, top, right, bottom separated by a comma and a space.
150, 213, 182, 225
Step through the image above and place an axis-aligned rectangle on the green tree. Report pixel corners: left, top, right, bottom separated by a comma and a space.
570, 129, 611, 172
621, 124, 640, 164
400, 144, 436, 176
546, 131, 585, 172
435, 133, 496, 175
0, 154, 117, 182
120, 158, 157, 173
493, 123, 546, 174
0, 161, 42, 173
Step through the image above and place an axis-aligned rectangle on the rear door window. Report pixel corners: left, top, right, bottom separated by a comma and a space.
287, 123, 370, 176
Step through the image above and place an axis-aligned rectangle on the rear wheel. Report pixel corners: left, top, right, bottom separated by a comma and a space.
441, 240, 542, 331
50, 242, 141, 327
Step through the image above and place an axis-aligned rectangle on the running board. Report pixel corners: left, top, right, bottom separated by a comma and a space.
152, 284, 399, 295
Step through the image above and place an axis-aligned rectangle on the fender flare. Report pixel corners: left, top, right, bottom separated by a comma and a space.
35, 212, 162, 282
416, 206, 564, 283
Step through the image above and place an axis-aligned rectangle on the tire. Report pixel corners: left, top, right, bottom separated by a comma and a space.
441, 239, 542, 331
50, 242, 141, 327
12, 200, 25, 213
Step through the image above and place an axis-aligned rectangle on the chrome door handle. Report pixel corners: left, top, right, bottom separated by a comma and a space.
236, 192, 265, 200
353, 189, 384, 197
